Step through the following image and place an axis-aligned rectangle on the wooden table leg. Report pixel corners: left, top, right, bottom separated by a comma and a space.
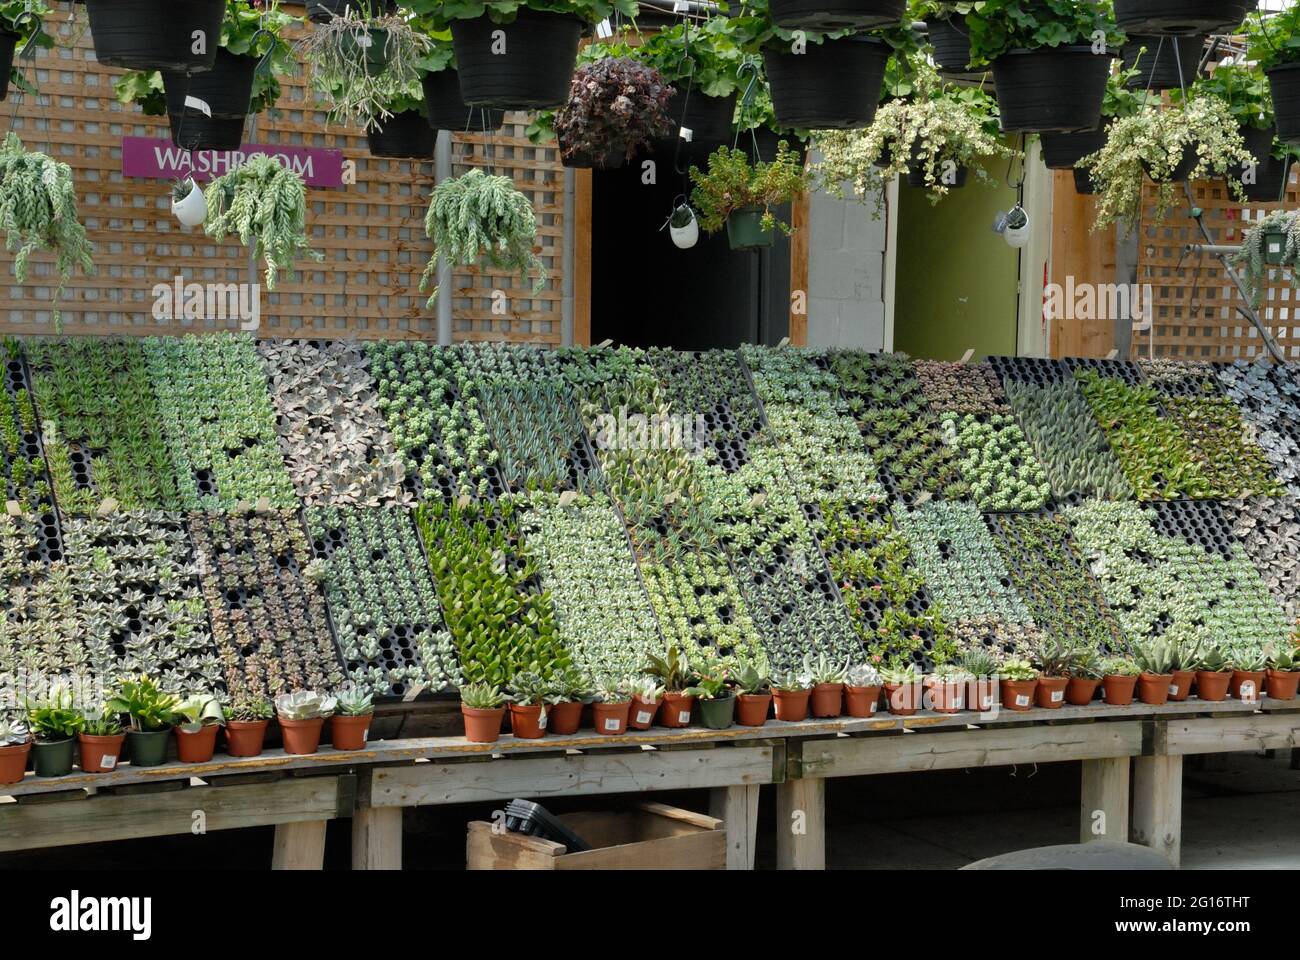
271, 820, 327, 870
1132, 755, 1182, 866
709, 784, 760, 870
1080, 757, 1130, 843
352, 806, 403, 870
775, 777, 825, 870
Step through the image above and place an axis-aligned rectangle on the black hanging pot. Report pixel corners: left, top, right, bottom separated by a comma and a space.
906, 161, 968, 188
561, 135, 628, 169
1234, 125, 1286, 201
1113, 0, 1253, 36
1039, 126, 1107, 170
307, 0, 396, 24
162, 49, 257, 151
763, 36, 890, 130
1121, 35, 1204, 91
991, 46, 1112, 134
928, 14, 972, 75
769, 0, 907, 32
1074, 167, 1097, 194
1267, 62, 1300, 144
86, 0, 225, 73
422, 69, 504, 132
662, 89, 738, 147
366, 109, 436, 159
1240, 155, 1292, 203
748, 127, 809, 166
451, 10, 584, 110
0, 30, 17, 102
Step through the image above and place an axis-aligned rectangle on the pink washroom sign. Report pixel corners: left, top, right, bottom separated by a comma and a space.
120, 136, 346, 188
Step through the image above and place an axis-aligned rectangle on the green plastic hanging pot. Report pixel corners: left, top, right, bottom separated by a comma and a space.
1265, 231, 1289, 266
726, 207, 774, 251
698, 694, 735, 730
126, 729, 171, 767
33, 738, 75, 777
341, 27, 389, 75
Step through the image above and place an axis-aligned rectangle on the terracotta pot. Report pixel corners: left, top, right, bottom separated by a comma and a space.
843, 684, 881, 718
174, 724, 219, 763
1035, 676, 1069, 709
279, 716, 326, 755
1194, 671, 1231, 702
999, 678, 1038, 712
331, 713, 373, 750
659, 692, 696, 729
593, 700, 630, 735
1138, 672, 1173, 706
884, 681, 922, 716
461, 705, 505, 743
0, 741, 30, 784
548, 700, 583, 735
1266, 669, 1300, 701
1167, 670, 1194, 702
1230, 670, 1266, 703
1103, 674, 1138, 706
224, 720, 268, 757
968, 677, 999, 713
508, 703, 546, 739
78, 732, 125, 772
810, 682, 844, 718
1066, 677, 1100, 706
925, 676, 966, 713
628, 696, 662, 730
736, 692, 773, 726
773, 688, 811, 721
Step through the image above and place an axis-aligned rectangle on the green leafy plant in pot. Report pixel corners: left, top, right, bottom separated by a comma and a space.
689, 141, 810, 251
1265, 632, 1300, 701
733, 660, 773, 726
805, 652, 847, 718
843, 661, 882, 717
1247, 6, 1300, 144
881, 660, 922, 715
332, 688, 375, 749
1229, 650, 1268, 702
592, 679, 631, 735
772, 664, 814, 720
274, 690, 337, 755
25, 682, 85, 776
77, 710, 125, 773
1101, 655, 1140, 705
997, 656, 1038, 712
223, 695, 274, 756
460, 682, 507, 743
1182, 62, 1287, 204
412, 25, 504, 133
626, 676, 665, 730
106, 676, 179, 768
172, 691, 224, 763
1234, 210, 1300, 310
0, 717, 30, 785
685, 662, 736, 730
917, 1, 985, 75
1192, 646, 1232, 702
643, 644, 699, 729
507, 670, 551, 739
957, 647, 999, 712
546, 668, 591, 735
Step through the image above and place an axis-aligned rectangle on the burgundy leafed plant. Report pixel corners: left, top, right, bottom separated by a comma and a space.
554, 56, 675, 164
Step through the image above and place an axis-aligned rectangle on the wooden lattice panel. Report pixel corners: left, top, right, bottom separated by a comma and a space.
1136, 173, 1300, 361
0, 8, 565, 344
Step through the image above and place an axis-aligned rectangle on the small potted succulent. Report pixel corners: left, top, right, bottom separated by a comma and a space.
843, 661, 882, 718
1229, 652, 1268, 703
733, 661, 773, 726
107, 676, 179, 768
332, 688, 375, 750
26, 682, 84, 777
1066, 650, 1103, 707
686, 666, 736, 731
997, 657, 1038, 713
459, 682, 507, 744
0, 718, 30, 785
689, 142, 810, 252
643, 645, 697, 730
274, 690, 337, 755
1193, 647, 1233, 703
172, 692, 225, 763
1164, 639, 1201, 703
77, 711, 125, 774
882, 661, 923, 717
507, 671, 550, 740
958, 648, 999, 713
772, 665, 814, 721
806, 653, 846, 718
1031, 637, 1078, 710
1266, 638, 1300, 701
1101, 656, 1140, 706
223, 695, 274, 757
1133, 638, 1176, 706
171, 177, 206, 228
546, 669, 590, 735
626, 676, 665, 731
925, 662, 969, 714
592, 681, 632, 736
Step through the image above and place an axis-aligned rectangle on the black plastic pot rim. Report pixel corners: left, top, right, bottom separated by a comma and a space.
1267, 61, 1300, 77
998, 45, 1117, 60
764, 34, 890, 53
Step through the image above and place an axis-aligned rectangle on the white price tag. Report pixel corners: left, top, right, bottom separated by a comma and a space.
981, 696, 993, 710
101, 754, 116, 770
1016, 694, 1030, 707
537, 711, 547, 729
1169, 685, 1179, 697
868, 701, 877, 714
1051, 690, 1063, 703
1240, 681, 1257, 701
603, 717, 621, 731
679, 125, 694, 143
677, 710, 691, 724
636, 710, 653, 725
595, 18, 612, 38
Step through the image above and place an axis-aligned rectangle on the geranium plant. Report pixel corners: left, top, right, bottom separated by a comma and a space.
553, 56, 675, 165
964, 0, 1122, 67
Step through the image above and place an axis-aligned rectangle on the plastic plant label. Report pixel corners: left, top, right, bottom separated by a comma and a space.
595, 18, 612, 38
1016, 694, 1030, 707
402, 683, 427, 703
538, 711, 547, 730
1241, 681, 1257, 701
100, 755, 117, 770
678, 710, 691, 724
1051, 690, 1063, 703
869, 702, 877, 713
679, 125, 694, 142
1169, 685, 1179, 697
636, 710, 653, 725
603, 717, 621, 732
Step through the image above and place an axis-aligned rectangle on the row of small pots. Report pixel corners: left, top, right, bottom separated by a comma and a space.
0, 713, 375, 785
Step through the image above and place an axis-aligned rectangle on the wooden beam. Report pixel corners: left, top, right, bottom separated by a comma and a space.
1080, 757, 1130, 844
573, 167, 593, 346
789, 190, 810, 346
709, 784, 761, 870
352, 806, 403, 870
272, 820, 328, 871
1132, 755, 1183, 866
1163, 714, 1300, 755
775, 777, 824, 870
1049, 169, 1117, 358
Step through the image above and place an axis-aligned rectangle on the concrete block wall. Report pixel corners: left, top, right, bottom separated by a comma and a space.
806, 179, 888, 351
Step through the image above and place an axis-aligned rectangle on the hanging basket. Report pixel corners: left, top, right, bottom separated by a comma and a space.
661, 89, 738, 148
1267, 62, 1300, 144
726, 207, 775, 251
763, 36, 890, 130
1240, 156, 1292, 203
451, 10, 584, 110
86, 0, 225, 73
1142, 143, 1199, 184
341, 27, 390, 75
172, 180, 207, 227
906, 162, 968, 188
928, 14, 972, 75
1039, 127, 1107, 170
750, 128, 809, 166
1264, 230, 1290, 265
1074, 167, 1097, 194
307, 0, 396, 24
0, 30, 17, 102
1121, 35, 1205, 91
1233, 124, 1279, 197
422, 69, 504, 132
769, 0, 907, 32
990, 46, 1112, 134
1113, 0, 1252, 36
366, 109, 436, 159
162, 49, 257, 151
560, 137, 629, 170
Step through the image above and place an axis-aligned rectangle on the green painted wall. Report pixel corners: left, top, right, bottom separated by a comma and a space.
893, 156, 1021, 360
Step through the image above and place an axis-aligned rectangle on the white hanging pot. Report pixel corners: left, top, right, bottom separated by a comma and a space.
1003, 205, 1030, 249
668, 204, 699, 250
172, 178, 206, 227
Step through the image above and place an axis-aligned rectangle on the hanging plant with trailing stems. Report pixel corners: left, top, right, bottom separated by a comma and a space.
0, 134, 94, 325
1234, 209, 1300, 308
419, 169, 545, 305
204, 154, 322, 290
689, 142, 809, 234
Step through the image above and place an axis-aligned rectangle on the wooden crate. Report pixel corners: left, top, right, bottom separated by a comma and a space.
466, 802, 725, 870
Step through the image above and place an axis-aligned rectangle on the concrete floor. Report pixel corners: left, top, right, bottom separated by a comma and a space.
3, 751, 1298, 869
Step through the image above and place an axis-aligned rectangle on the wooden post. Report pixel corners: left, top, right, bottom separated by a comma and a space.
352, 806, 403, 870
709, 784, 760, 870
1079, 757, 1130, 843
775, 777, 825, 870
271, 820, 328, 870
789, 190, 810, 347
1132, 755, 1182, 866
